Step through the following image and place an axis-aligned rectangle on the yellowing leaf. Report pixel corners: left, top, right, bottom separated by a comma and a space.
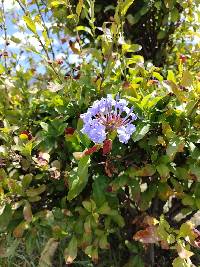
13, 221, 29, 238
76, 26, 93, 36
99, 234, 110, 249
38, 238, 59, 267
64, 236, 77, 264
76, 0, 83, 18
23, 201, 33, 222
122, 43, 142, 53
167, 70, 176, 83
176, 243, 194, 259
69, 40, 81, 54
153, 71, 163, 81
23, 16, 37, 34
50, 0, 65, 7
181, 71, 193, 87
0, 63, 5, 74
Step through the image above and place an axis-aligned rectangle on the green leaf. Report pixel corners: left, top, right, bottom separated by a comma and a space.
124, 255, 144, 267
132, 122, 150, 142
190, 164, 200, 180
126, 55, 144, 65
99, 234, 109, 249
50, 0, 65, 7
185, 100, 199, 117
67, 155, 90, 201
122, 43, 142, 53
172, 257, 191, 267
38, 238, 59, 267
92, 176, 108, 207
76, 26, 93, 36
171, 8, 180, 22
153, 71, 163, 81
82, 200, 96, 212
22, 174, 33, 189
156, 164, 170, 181
10, 36, 21, 44
42, 30, 50, 48
23, 16, 37, 34
121, 0, 134, 16
178, 222, 196, 242
181, 71, 193, 87
157, 30, 166, 39
64, 236, 77, 264
98, 202, 111, 215
0, 168, 7, 180
110, 213, 125, 227
166, 136, 185, 160
26, 184, 46, 197
182, 195, 195, 206
0, 63, 5, 74
167, 70, 176, 83
21, 141, 33, 157
163, 80, 187, 102
164, 0, 175, 9
40, 122, 49, 131
0, 204, 12, 230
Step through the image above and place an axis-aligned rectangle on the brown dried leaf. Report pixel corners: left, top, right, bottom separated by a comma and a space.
133, 226, 160, 244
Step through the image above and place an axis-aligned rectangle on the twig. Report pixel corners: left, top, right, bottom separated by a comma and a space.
34, 0, 55, 60
16, 0, 62, 82
16, 0, 26, 13
1, 0, 8, 70
1, 0, 9, 104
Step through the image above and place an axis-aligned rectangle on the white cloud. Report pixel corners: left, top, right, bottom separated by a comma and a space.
0, 31, 44, 52
27, 36, 43, 51
68, 54, 82, 65
4, 0, 20, 11
0, 37, 5, 46
56, 52, 65, 59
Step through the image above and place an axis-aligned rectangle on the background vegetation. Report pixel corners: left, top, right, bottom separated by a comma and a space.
0, 0, 200, 266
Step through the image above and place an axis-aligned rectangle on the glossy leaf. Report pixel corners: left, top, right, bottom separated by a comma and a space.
67, 155, 90, 201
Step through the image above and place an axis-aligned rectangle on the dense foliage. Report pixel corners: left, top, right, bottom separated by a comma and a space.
50, 0, 200, 65
0, 0, 200, 266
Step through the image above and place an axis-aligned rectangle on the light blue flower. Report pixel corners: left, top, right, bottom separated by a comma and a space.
80, 95, 137, 144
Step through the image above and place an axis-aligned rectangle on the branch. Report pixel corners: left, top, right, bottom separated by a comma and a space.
15, 0, 26, 13
34, 0, 55, 60
16, 0, 62, 83
1, 0, 8, 70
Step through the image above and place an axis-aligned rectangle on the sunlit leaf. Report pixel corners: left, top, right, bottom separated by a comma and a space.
23, 16, 37, 34
121, 0, 134, 16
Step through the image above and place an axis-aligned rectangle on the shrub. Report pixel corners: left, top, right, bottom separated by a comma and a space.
0, 0, 199, 266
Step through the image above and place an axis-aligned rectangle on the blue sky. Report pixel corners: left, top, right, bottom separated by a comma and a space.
0, 0, 82, 74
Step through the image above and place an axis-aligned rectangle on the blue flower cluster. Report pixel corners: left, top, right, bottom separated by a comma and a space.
80, 95, 137, 144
